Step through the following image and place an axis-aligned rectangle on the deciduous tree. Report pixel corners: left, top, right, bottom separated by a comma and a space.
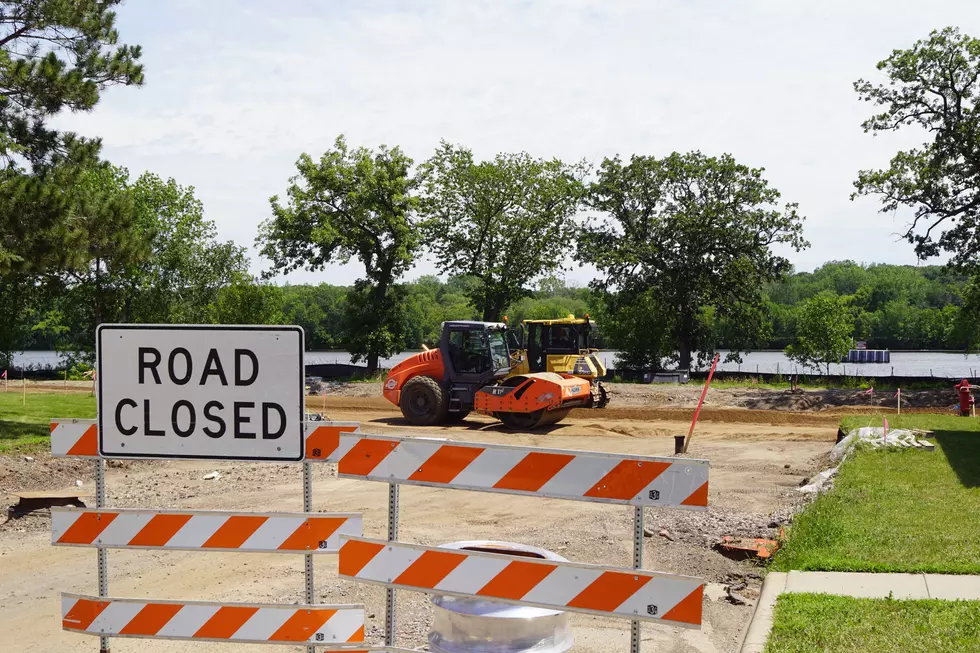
785, 292, 854, 375
258, 136, 421, 372
419, 142, 586, 321
578, 151, 807, 370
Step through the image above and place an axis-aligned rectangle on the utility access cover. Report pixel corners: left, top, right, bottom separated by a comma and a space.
97, 325, 304, 461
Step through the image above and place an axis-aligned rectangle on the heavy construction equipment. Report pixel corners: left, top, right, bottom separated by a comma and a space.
383, 317, 607, 429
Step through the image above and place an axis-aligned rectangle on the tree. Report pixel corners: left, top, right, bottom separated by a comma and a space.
854, 27, 980, 269
578, 152, 808, 370
207, 275, 284, 325
785, 292, 853, 375
258, 136, 421, 372
419, 142, 586, 321
0, 0, 143, 276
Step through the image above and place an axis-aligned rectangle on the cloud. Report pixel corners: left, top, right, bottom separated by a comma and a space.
52, 0, 976, 285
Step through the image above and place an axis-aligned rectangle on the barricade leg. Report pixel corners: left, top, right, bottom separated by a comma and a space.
631, 505, 644, 653
96, 458, 109, 653
303, 461, 315, 653
386, 482, 399, 647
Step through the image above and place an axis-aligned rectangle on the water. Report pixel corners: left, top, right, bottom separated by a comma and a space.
13, 349, 980, 378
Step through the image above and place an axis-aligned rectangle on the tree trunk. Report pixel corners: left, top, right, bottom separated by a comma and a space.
677, 310, 695, 370
482, 304, 502, 322
367, 353, 379, 374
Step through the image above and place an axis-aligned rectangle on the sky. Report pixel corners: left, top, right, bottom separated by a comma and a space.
53, 0, 980, 287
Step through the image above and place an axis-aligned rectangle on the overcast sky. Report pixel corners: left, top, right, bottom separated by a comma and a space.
53, 0, 980, 287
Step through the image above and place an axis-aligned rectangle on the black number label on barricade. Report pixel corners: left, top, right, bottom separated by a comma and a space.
648, 490, 660, 501
647, 605, 658, 616
318, 540, 329, 550
316, 633, 324, 641
312, 448, 321, 457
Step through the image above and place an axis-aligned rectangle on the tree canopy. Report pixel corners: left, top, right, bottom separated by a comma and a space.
258, 135, 421, 372
578, 151, 808, 370
0, 0, 144, 277
854, 27, 980, 270
784, 292, 854, 374
419, 142, 586, 321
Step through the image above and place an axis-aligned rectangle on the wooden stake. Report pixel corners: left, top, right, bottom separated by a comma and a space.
683, 353, 720, 454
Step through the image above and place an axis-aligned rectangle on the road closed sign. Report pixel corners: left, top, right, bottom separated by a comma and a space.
97, 325, 305, 461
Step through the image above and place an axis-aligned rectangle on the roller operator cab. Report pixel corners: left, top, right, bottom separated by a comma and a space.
383, 320, 604, 430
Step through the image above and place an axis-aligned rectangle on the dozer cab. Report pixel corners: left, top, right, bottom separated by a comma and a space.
512, 315, 610, 409
383, 320, 604, 429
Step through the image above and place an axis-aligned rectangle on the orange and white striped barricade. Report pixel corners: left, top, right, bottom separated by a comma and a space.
338, 537, 704, 626
61, 594, 365, 646
304, 424, 709, 509
52, 508, 361, 554
50, 419, 98, 458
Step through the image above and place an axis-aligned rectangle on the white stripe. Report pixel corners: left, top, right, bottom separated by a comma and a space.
51, 510, 78, 542
617, 577, 701, 620
357, 545, 420, 584
232, 607, 292, 641
434, 555, 509, 594
95, 512, 155, 546
61, 595, 76, 619
331, 435, 359, 462
165, 515, 226, 549
521, 565, 603, 606
450, 448, 526, 488
337, 515, 362, 538
367, 441, 430, 480
87, 601, 143, 635
538, 455, 617, 498
318, 609, 365, 644
241, 516, 303, 551
645, 465, 706, 506
157, 604, 219, 638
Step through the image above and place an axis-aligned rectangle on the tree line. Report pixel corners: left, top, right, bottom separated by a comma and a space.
0, 6, 978, 374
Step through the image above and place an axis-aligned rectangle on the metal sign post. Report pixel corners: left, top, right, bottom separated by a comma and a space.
632, 505, 645, 653
303, 461, 315, 653
95, 458, 108, 653
385, 482, 399, 648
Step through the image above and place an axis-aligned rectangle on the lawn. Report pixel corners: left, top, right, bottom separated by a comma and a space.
772, 414, 980, 574
764, 593, 980, 653
0, 392, 96, 453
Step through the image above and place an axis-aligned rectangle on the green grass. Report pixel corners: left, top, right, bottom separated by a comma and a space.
0, 393, 96, 453
772, 414, 980, 574
764, 594, 980, 653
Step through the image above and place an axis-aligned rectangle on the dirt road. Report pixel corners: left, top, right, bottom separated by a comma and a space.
1, 401, 836, 653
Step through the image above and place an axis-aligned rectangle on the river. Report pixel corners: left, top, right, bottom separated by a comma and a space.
15, 349, 980, 379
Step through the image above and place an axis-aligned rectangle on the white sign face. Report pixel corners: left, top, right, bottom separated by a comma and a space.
97, 325, 305, 461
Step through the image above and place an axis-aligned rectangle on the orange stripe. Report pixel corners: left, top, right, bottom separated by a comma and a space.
66, 425, 98, 456
566, 571, 651, 612
339, 540, 385, 577
393, 550, 466, 589
347, 624, 365, 642
129, 513, 193, 547
118, 602, 182, 635
58, 512, 117, 544
269, 608, 336, 641
585, 460, 671, 500
278, 517, 347, 551
661, 586, 704, 625
476, 560, 556, 600
304, 425, 357, 460
193, 606, 258, 639
50, 422, 58, 434
492, 452, 575, 492
408, 445, 484, 483
202, 516, 267, 549
338, 438, 398, 476
63, 598, 109, 631
681, 481, 708, 507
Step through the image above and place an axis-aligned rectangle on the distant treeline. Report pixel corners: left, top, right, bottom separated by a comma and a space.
13, 261, 968, 360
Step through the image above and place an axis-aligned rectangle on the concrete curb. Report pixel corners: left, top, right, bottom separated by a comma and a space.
738, 572, 786, 653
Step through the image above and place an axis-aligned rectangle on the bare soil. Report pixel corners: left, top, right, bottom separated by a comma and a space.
0, 392, 839, 653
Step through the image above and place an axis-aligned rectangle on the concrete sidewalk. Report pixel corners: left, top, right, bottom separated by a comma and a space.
740, 571, 980, 653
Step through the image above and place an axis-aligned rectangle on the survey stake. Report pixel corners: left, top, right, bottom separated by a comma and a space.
97, 325, 304, 461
